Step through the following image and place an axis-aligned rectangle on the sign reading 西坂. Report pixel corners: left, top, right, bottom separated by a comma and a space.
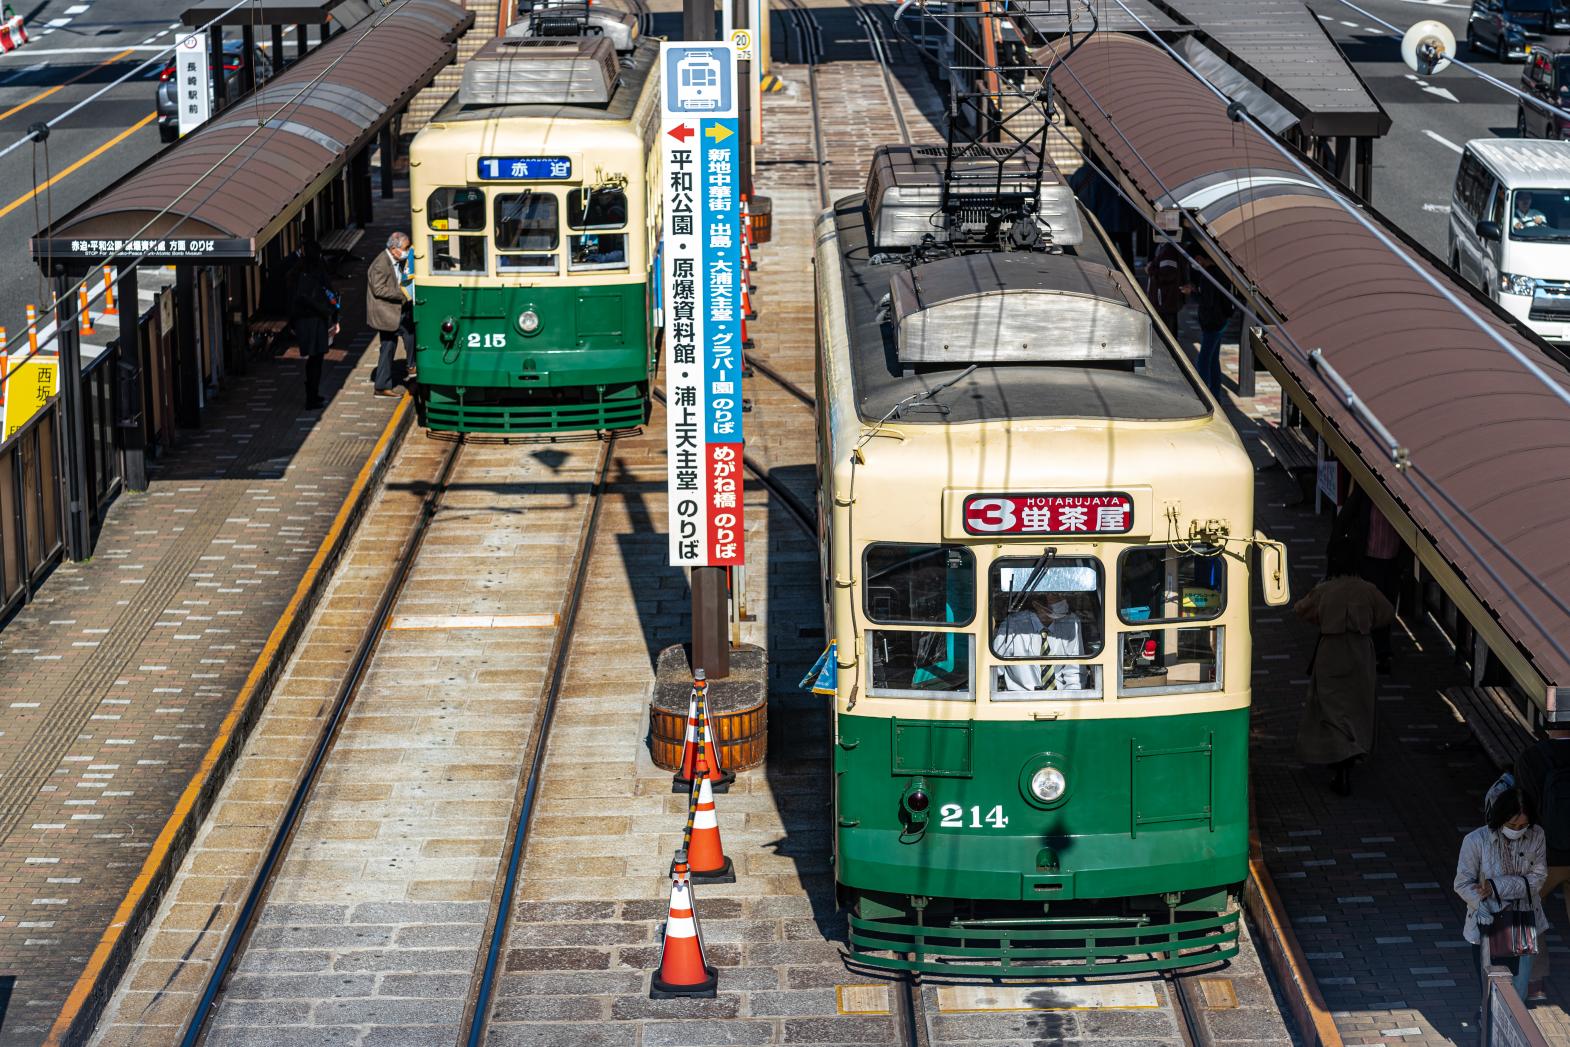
661, 42, 744, 569
175, 30, 211, 139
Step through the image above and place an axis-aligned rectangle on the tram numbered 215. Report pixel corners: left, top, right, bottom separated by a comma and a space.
813, 144, 1292, 976
407, 36, 661, 434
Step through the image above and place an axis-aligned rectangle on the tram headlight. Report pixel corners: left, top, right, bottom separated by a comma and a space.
518, 308, 542, 335
1029, 766, 1067, 804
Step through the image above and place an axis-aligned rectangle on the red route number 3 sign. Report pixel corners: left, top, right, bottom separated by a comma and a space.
962, 493, 1134, 536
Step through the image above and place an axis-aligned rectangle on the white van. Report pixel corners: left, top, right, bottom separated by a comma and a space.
1449, 138, 1570, 342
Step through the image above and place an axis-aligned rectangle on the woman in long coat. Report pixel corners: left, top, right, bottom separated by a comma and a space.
1295, 538, 1394, 795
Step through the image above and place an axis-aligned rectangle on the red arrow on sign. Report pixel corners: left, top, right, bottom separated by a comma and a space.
667, 123, 694, 143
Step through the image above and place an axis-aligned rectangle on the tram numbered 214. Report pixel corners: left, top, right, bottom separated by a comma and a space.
813, 144, 1292, 975
407, 37, 661, 434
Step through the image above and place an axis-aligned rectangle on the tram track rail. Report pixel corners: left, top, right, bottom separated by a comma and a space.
177, 434, 468, 1047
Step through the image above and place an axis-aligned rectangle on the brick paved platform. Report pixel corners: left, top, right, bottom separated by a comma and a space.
1186, 318, 1570, 1046
0, 195, 414, 1045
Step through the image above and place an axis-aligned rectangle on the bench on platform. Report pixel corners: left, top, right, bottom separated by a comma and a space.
1254, 421, 1317, 473
321, 227, 367, 275
248, 316, 291, 355
1443, 685, 1535, 771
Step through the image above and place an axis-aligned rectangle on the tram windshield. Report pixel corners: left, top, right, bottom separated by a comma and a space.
864, 543, 975, 701
988, 557, 1103, 700
567, 187, 629, 271
1117, 546, 1224, 696
426, 188, 488, 274
495, 191, 560, 271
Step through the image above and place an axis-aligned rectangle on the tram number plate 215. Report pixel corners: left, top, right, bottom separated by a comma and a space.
939, 804, 1009, 829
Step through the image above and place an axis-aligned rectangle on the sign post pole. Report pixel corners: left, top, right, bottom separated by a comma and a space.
52, 268, 89, 561
661, 43, 746, 680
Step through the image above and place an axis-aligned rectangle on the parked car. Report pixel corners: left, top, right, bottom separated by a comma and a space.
155, 40, 273, 142
1449, 138, 1570, 343
1466, 0, 1565, 61
1518, 49, 1570, 137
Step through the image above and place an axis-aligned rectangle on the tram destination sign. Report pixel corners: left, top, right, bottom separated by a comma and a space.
963, 493, 1135, 536
660, 42, 744, 569
476, 156, 573, 181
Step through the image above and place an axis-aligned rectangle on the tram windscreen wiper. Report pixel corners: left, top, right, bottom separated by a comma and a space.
892, 365, 977, 419
1008, 546, 1058, 615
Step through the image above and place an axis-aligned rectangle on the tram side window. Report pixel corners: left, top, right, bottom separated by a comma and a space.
989, 556, 1103, 700
864, 543, 976, 701
426, 188, 488, 275
1117, 546, 1225, 696
494, 192, 559, 273
567, 187, 629, 272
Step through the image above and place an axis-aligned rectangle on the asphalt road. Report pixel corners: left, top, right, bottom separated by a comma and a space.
1307, 0, 1564, 256
0, 0, 194, 351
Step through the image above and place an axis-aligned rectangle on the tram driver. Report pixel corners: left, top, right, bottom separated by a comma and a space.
992, 594, 1087, 693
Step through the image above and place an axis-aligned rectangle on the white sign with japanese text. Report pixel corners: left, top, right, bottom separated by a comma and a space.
175, 31, 211, 138
660, 42, 745, 569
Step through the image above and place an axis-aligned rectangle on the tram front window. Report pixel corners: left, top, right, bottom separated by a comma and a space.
426, 188, 488, 275
1117, 546, 1224, 696
863, 543, 975, 701
989, 556, 1103, 700
567, 187, 629, 271
494, 191, 559, 272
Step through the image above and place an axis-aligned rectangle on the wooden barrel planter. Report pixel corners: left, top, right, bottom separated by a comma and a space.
650, 643, 768, 773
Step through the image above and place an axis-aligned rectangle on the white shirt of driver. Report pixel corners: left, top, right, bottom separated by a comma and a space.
992, 610, 1086, 692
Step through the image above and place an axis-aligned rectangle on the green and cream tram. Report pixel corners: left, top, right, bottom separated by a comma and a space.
813, 145, 1290, 975
407, 36, 661, 433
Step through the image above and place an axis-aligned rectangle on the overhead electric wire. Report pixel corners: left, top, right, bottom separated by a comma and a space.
5, 0, 416, 386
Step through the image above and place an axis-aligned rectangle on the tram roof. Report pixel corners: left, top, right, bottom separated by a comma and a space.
430, 37, 657, 125
1052, 31, 1570, 689
830, 195, 1210, 426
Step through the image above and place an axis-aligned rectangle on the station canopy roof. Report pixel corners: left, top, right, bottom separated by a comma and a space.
1051, 32, 1570, 689
1018, 0, 1388, 139
30, 0, 472, 268
180, 0, 376, 25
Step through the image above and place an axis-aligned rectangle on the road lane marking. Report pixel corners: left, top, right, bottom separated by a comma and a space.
1423, 203, 1451, 212
0, 45, 169, 55
0, 48, 134, 124
1424, 86, 1459, 101
1423, 128, 1464, 153
0, 112, 156, 221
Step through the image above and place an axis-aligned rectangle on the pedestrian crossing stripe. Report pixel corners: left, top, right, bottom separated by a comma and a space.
760, 74, 785, 92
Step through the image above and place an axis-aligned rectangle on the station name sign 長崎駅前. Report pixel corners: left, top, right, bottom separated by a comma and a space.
476, 156, 573, 181
963, 493, 1135, 536
660, 42, 744, 569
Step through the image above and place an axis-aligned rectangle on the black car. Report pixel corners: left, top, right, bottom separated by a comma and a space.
1467, 0, 1566, 61
155, 40, 273, 142
1519, 49, 1570, 136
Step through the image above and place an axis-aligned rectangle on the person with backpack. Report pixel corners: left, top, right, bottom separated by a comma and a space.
1515, 726, 1570, 1001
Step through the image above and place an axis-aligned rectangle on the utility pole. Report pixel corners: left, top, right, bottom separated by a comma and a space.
53, 267, 90, 561
683, 0, 714, 43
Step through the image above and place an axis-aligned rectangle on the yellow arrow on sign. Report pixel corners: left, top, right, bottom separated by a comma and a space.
705, 124, 734, 143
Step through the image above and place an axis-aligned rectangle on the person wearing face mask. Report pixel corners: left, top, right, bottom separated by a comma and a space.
367, 231, 414, 397
1456, 787, 1548, 1009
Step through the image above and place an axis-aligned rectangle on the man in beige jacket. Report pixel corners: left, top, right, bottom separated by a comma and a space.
367, 232, 412, 396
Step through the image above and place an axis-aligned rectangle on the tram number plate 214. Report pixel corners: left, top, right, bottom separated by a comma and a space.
939, 804, 1009, 829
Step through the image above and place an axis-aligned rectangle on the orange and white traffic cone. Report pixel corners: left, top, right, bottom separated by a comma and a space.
686, 773, 734, 884
77, 286, 95, 336
101, 266, 117, 316
672, 673, 735, 794
649, 850, 718, 999
26, 304, 37, 353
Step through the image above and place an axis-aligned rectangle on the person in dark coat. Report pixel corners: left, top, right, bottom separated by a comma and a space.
290, 241, 336, 410
1515, 725, 1570, 1000
1294, 537, 1395, 795
1188, 254, 1234, 398
1331, 486, 1405, 673
1146, 239, 1188, 337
